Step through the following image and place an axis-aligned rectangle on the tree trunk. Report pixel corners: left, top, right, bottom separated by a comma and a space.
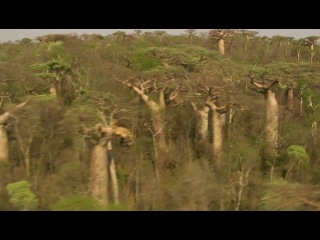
297, 52, 300, 63
108, 140, 119, 204
217, 39, 225, 56
152, 112, 167, 153
244, 36, 249, 53
49, 84, 57, 96
191, 103, 209, 143
0, 125, 9, 161
285, 87, 294, 118
310, 52, 315, 64
199, 108, 209, 143
213, 110, 223, 170
90, 140, 109, 206
264, 90, 279, 164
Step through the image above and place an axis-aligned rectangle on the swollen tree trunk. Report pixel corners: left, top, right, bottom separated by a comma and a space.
152, 112, 167, 153
217, 39, 225, 56
191, 103, 209, 143
265, 90, 279, 153
90, 139, 109, 206
244, 35, 249, 53
250, 79, 279, 175
199, 108, 209, 143
86, 118, 132, 206
264, 90, 279, 175
206, 101, 227, 171
0, 125, 8, 161
213, 109, 223, 169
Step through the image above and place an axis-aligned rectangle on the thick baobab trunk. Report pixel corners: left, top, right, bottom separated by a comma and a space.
265, 90, 279, 151
90, 140, 109, 206
199, 108, 209, 143
207, 101, 226, 171
264, 90, 279, 174
244, 35, 249, 53
0, 125, 9, 162
250, 78, 279, 176
212, 110, 223, 170
217, 39, 225, 56
152, 113, 166, 149
191, 103, 209, 143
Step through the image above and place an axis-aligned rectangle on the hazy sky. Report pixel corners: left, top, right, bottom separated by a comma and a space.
0, 29, 319, 43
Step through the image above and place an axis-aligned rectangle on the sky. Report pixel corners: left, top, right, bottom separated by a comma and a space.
0, 29, 319, 43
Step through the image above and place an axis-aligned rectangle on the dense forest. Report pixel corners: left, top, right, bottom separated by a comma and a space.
1, 29, 320, 210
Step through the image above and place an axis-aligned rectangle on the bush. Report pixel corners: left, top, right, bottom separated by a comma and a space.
6, 180, 39, 210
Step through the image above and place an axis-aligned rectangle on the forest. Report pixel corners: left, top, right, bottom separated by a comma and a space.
0, 29, 320, 211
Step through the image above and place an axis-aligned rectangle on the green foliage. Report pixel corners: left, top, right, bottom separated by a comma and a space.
132, 52, 162, 71
47, 41, 68, 59
30, 60, 71, 76
2, 31, 320, 211
287, 145, 309, 162
20, 38, 32, 45
6, 180, 39, 210
51, 195, 104, 211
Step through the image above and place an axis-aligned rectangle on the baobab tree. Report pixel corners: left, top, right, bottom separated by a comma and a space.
134, 30, 142, 36
185, 29, 197, 44
191, 83, 238, 171
303, 36, 320, 51
293, 39, 304, 63
209, 29, 235, 56
112, 31, 127, 41
248, 73, 280, 178
261, 36, 272, 54
154, 31, 167, 45
82, 115, 132, 206
191, 102, 209, 143
303, 36, 320, 63
115, 75, 180, 170
238, 30, 258, 53
30, 60, 75, 106
0, 97, 31, 162
271, 35, 294, 57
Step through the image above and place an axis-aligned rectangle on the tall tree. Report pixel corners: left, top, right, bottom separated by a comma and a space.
30, 60, 74, 106
82, 117, 132, 206
238, 30, 258, 53
209, 29, 235, 56
303, 36, 320, 63
185, 29, 197, 44
0, 98, 30, 162
115, 76, 179, 170
248, 73, 279, 178
154, 31, 167, 45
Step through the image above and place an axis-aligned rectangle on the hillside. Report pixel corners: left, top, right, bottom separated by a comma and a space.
0, 30, 320, 210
